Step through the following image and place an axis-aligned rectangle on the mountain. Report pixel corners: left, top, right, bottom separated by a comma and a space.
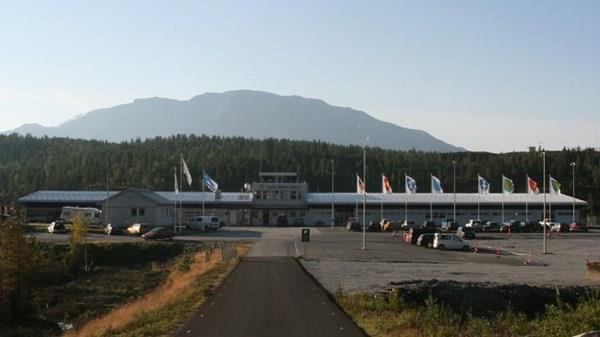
5, 90, 463, 152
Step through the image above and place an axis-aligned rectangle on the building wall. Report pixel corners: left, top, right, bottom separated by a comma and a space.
103, 192, 172, 226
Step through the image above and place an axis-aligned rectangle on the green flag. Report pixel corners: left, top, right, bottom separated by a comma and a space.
502, 176, 514, 194
549, 176, 561, 195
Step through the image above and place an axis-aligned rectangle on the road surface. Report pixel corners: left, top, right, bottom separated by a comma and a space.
174, 256, 365, 337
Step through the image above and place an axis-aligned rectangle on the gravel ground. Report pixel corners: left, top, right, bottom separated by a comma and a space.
300, 229, 600, 294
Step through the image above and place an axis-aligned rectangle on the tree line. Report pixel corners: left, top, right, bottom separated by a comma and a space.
1, 134, 599, 215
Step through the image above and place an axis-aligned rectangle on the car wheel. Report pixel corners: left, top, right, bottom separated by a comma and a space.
438, 245, 445, 250
463, 246, 470, 251
427, 243, 433, 248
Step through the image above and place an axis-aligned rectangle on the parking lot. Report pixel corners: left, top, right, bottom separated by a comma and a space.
31, 224, 600, 294
299, 228, 600, 293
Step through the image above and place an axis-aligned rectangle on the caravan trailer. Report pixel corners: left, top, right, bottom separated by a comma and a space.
60, 206, 102, 225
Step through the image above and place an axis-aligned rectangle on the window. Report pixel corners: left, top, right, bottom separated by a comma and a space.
290, 191, 298, 200
131, 208, 145, 217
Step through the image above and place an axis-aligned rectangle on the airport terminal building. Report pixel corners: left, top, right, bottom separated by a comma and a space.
19, 172, 588, 226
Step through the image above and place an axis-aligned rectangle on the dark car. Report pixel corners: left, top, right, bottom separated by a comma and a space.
142, 227, 174, 240
367, 221, 381, 232
482, 221, 500, 232
457, 226, 475, 239
519, 221, 538, 233
569, 222, 588, 232
500, 220, 521, 233
346, 218, 361, 231
409, 227, 439, 244
416, 233, 436, 248
421, 221, 437, 230
104, 223, 127, 235
441, 219, 458, 232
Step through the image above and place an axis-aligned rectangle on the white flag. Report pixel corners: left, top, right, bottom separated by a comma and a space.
174, 170, 179, 194
182, 158, 193, 187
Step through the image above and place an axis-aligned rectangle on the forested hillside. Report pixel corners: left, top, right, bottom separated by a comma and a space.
1, 134, 599, 215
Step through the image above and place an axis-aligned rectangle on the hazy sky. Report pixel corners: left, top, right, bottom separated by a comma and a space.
1, 0, 599, 152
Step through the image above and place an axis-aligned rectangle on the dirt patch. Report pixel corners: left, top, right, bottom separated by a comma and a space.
388, 280, 599, 317
65, 248, 226, 337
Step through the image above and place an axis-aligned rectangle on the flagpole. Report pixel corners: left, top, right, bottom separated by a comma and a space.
331, 159, 335, 230
453, 161, 456, 221
202, 169, 206, 216
430, 174, 433, 222
571, 162, 576, 224
173, 167, 177, 233
404, 173, 408, 226
380, 173, 384, 222
549, 175, 552, 224
501, 175, 505, 225
362, 146, 367, 251
477, 174, 480, 221
525, 175, 529, 223
180, 154, 183, 232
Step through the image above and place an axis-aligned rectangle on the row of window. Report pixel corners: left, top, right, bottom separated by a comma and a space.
254, 190, 304, 200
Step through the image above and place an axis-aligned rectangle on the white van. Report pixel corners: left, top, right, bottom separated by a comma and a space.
61, 206, 102, 225
188, 216, 221, 232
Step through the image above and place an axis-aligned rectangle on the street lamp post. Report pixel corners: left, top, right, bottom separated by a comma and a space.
542, 151, 547, 254
362, 145, 367, 250
571, 162, 576, 224
331, 159, 335, 230
453, 160, 456, 221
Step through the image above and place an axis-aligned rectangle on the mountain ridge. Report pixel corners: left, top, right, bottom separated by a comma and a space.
5, 90, 464, 152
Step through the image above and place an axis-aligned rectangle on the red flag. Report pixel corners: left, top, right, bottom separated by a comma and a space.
527, 176, 540, 194
382, 175, 393, 194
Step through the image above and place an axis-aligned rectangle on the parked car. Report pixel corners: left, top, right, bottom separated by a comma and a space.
416, 233, 436, 248
104, 223, 126, 235
400, 220, 417, 231
409, 227, 439, 244
48, 219, 67, 234
539, 218, 557, 231
550, 222, 570, 232
368, 221, 381, 232
421, 221, 437, 230
433, 233, 472, 251
457, 226, 475, 239
381, 219, 401, 232
569, 222, 588, 232
127, 223, 152, 235
346, 218, 361, 231
482, 221, 500, 232
519, 221, 538, 233
188, 216, 221, 231
500, 220, 521, 232
464, 219, 483, 232
142, 227, 174, 240
441, 219, 459, 232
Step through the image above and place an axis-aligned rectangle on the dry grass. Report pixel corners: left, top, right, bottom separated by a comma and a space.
65, 244, 248, 337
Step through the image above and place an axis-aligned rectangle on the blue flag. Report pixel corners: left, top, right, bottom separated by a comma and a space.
478, 176, 490, 194
405, 175, 417, 194
203, 171, 219, 192
431, 175, 444, 194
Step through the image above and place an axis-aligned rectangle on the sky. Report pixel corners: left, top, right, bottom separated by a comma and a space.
1, 0, 599, 152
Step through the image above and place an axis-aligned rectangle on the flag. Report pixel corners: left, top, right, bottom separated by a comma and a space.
549, 176, 561, 195
431, 175, 443, 194
203, 171, 219, 192
182, 157, 193, 187
382, 175, 393, 194
174, 170, 179, 194
356, 174, 365, 194
502, 175, 514, 194
527, 176, 540, 194
478, 175, 490, 194
405, 175, 417, 194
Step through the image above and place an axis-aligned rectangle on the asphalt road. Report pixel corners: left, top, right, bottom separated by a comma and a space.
174, 256, 366, 337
